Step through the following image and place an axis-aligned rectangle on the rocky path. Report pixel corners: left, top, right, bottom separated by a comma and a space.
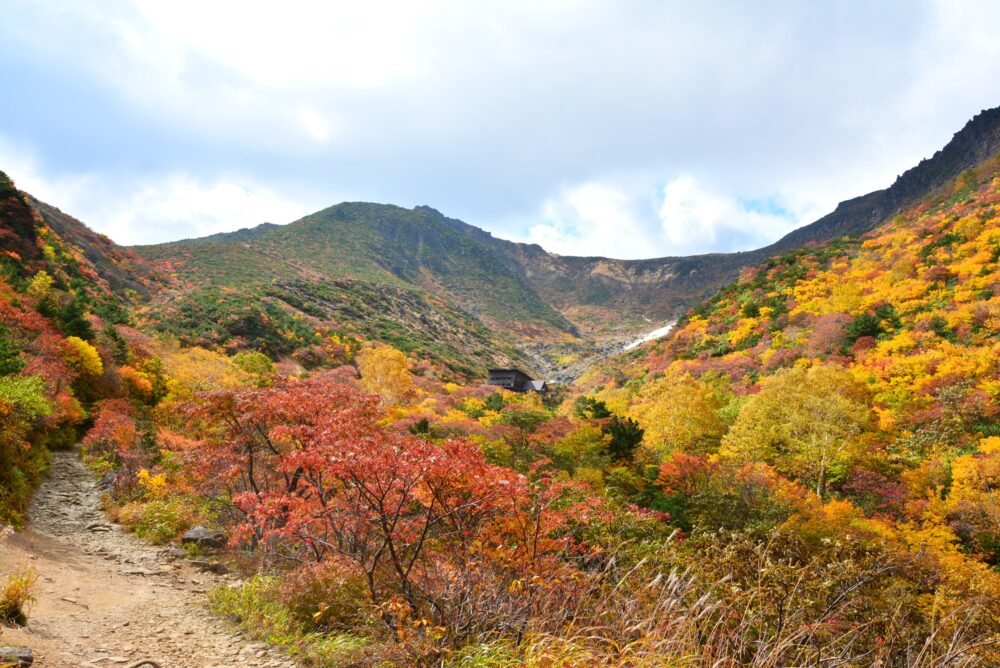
0, 451, 296, 668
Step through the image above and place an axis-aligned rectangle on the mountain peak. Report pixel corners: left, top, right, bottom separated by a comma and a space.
767, 104, 1000, 252
887, 105, 1000, 205
414, 204, 444, 216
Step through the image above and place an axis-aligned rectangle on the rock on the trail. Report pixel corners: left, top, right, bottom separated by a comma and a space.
162, 547, 188, 560
181, 526, 226, 549
0, 646, 33, 666
99, 471, 117, 490
191, 559, 229, 574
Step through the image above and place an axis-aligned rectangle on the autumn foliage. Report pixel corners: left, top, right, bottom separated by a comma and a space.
177, 374, 596, 652
3, 162, 999, 664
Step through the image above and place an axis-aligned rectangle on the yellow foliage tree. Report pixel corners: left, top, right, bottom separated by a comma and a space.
628, 372, 726, 456
63, 336, 103, 377
356, 345, 415, 406
720, 365, 872, 497
158, 344, 249, 401
26, 270, 53, 299
552, 424, 611, 474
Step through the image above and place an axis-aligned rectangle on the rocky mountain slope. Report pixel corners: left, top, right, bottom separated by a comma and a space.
129, 106, 1000, 378
25, 195, 159, 299
498, 105, 1000, 335
0, 170, 156, 303
573, 139, 999, 528
5, 106, 999, 380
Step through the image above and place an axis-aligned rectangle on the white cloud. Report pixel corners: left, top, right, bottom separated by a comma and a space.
0, 136, 306, 245
98, 176, 308, 245
128, 0, 430, 90
522, 181, 659, 258
0, 137, 101, 218
0, 138, 51, 197
518, 175, 823, 259
3, 1, 1000, 255
657, 177, 800, 255
295, 105, 339, 144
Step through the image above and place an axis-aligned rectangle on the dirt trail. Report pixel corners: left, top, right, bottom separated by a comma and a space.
0, 451, 296, 668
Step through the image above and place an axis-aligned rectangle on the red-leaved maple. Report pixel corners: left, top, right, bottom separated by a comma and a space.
183, 372, 595, 642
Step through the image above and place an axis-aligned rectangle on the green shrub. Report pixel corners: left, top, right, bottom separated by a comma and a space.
0, 376, 52, 421
44, 423, 79, 451
0, 376, 52, 526
209, 575, 369, 665
57, 296, 95, 340
232, 350, 276, 385
844, 303, 900, 344
0, 326, 25, 375
124, 498, 193, 544
232, 350, 276, 376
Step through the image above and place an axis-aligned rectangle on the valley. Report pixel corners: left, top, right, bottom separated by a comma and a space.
5, 3, 1000, 665
119, 107, 1000, 381
0, 104, 998, 666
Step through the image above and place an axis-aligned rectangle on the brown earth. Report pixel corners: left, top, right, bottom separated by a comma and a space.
0, 451, 295, 668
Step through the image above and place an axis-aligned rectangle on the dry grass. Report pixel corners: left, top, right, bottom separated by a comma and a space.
527, 573, 993, 668
0, 563, 38, 626
450, 543, 1000, 668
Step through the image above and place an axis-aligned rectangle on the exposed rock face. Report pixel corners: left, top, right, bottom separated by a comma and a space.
495, 106, 1000, 329
0, 646, 33, 667
180, 526, 226, 549
770, 106, 1000, 250
377, 107, 1000, 347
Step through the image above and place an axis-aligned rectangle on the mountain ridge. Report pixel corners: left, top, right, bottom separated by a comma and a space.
6, 105, 1000, 379
175, 106, 1000, 263
139, 106, 1000, 345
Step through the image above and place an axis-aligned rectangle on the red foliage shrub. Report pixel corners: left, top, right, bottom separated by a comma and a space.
841, 469, 908, 518
806, 313, 851, 357
185, 373, 598, 645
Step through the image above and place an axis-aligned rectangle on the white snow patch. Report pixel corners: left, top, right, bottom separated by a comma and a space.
624, 321, 676, 351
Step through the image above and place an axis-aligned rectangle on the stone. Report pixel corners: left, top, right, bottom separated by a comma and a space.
191, 560, 229, 575
162, 547, 188, 561
0, 646, 33, 667
99, 471, 116, 490
181, 526, 226, 549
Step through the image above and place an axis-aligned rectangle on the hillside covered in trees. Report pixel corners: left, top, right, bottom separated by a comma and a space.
129, 107, 1000, 383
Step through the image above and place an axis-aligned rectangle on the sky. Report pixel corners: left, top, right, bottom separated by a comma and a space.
1, 1, 999, 259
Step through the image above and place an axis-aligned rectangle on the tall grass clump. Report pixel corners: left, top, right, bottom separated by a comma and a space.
0, 564, 38, 626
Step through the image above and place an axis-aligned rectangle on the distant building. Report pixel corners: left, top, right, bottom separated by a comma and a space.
487, 368, 548, 393
526, 379, 548, 392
